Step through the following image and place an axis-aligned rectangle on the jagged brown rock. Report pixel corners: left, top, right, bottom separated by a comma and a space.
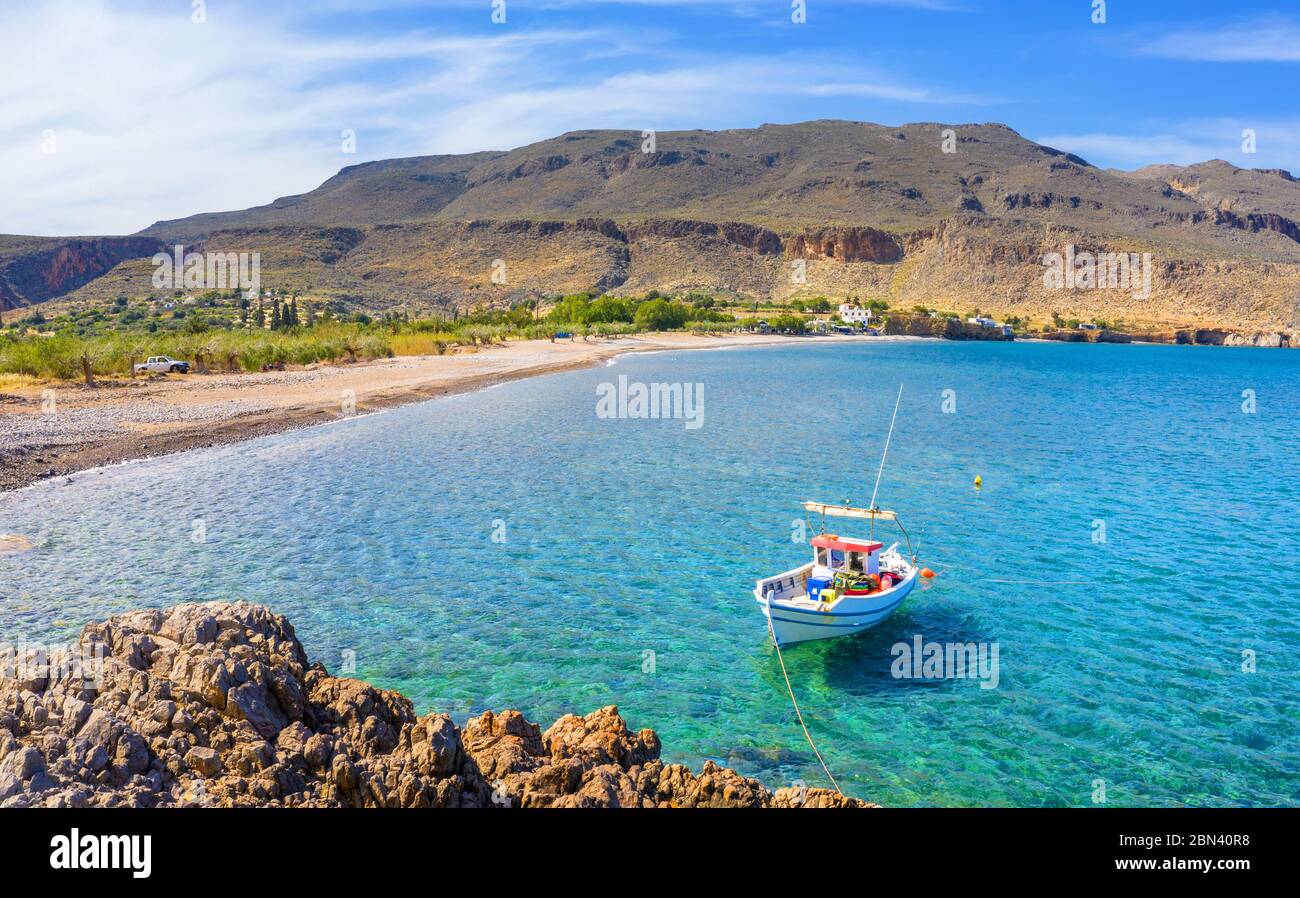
0, 602, 873, 808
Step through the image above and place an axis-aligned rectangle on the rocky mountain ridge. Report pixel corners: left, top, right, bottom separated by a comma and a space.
3, 121, 1299, 333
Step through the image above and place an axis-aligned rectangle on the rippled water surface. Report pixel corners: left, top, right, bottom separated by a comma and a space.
3, 339, 1298, 806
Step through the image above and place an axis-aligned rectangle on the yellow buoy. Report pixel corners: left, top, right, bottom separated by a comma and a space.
974, 475, 983, 489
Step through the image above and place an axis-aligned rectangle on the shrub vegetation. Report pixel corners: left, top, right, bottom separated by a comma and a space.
0, 290, 798, 381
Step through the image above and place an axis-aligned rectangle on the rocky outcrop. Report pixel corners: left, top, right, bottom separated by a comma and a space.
1221, 331, 1291, 347
785, 226, 903, 263
1041, 328, 1133, 344
1188, 208, 1300, 247
882, 313, 1011, 340
1001, 191, 1102, 212
1174, 328, 1291, 347
0, 603, 872, 808
624, 220, 783, 255
0, 236, 164, 309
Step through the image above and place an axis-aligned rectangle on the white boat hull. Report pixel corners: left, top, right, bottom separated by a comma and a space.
753, 560, 917, 646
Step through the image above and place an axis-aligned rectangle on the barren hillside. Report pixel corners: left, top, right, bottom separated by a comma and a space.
4, 121, 1299, 332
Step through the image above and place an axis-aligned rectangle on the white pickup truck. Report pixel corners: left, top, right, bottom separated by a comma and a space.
133, 356, 190, 374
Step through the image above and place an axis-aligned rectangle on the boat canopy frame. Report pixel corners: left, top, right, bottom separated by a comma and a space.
802, 500, 915, 559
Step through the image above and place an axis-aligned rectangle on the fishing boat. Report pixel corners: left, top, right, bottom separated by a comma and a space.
754, 502, 925, 645
753, 385, 932, 646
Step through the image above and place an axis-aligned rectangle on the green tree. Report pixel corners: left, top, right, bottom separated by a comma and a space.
582, 295, 633, 324
183, 311, 209, 334
634, 299, 689, 330
768, 314, 807, 334
547, 294, 592, 323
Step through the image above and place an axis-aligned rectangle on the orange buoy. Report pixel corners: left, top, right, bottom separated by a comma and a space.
920, 567, 936, 579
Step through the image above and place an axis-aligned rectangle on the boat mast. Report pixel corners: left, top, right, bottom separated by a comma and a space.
868, 384, 904, 538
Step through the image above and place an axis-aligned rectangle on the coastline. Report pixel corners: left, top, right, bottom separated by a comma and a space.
0, 332, 883, 493
4, 329, 1282, 495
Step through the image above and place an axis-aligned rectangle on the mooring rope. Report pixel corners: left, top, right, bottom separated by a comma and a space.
765, 384, 904, 799
765, 600, 842, 795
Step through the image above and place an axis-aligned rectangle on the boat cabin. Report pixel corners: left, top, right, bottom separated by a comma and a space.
810, 534, 883, 576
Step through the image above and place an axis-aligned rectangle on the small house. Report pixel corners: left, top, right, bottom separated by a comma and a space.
838, 303, 874, 324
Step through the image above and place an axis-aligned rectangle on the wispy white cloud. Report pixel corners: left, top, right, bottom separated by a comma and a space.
1036, 119, 1300, 172
803, 82, 991, 104
425, 57, 989, 154
1141, 17, 1300, 63
1035, 133, 1216, 168
0, 0, 982, 235
324, 0, 964, 10
0, 1, 645, 235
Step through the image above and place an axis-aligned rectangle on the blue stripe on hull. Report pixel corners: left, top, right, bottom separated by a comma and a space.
759, 577, 915, 644
770, 595, 905, 628
767, 592, 909, 620
756, 577, 916, 617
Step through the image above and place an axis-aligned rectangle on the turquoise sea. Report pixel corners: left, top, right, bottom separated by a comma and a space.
2, 339, 1297, 806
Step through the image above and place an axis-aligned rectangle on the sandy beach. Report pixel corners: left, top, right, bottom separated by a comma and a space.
0, 331, 875, 492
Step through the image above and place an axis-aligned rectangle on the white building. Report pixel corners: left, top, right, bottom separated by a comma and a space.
838, 303, 874, 324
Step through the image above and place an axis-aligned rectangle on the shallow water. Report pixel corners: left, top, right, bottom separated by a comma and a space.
2, 339, 1298, 806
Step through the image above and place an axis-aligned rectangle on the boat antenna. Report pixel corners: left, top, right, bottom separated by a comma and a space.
869, 383, 904, 512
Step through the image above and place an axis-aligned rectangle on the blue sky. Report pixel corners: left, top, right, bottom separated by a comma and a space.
4, 0, 1299, 235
